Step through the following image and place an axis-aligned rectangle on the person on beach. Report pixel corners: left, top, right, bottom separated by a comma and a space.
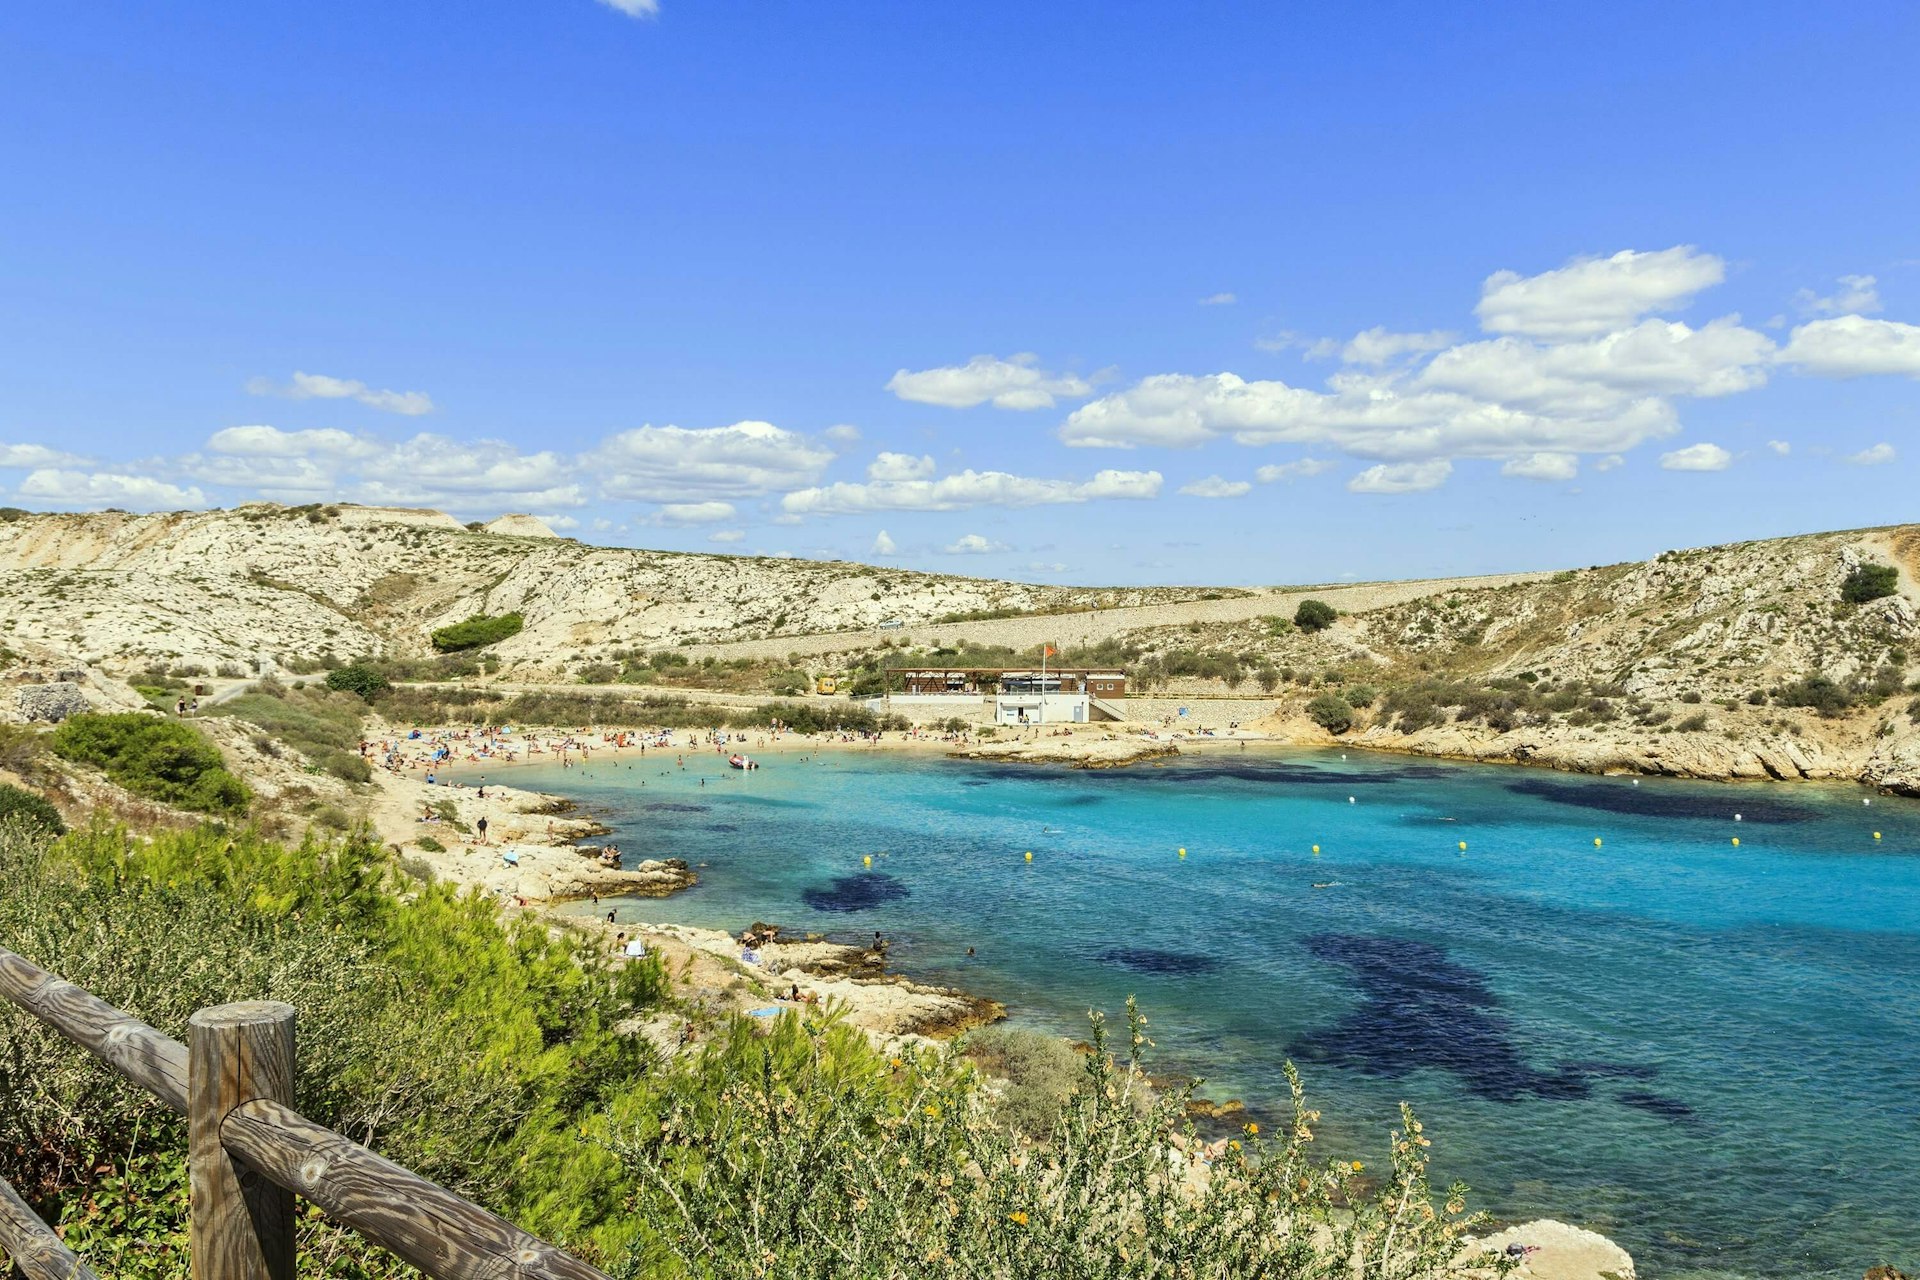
476, 815, 489, 843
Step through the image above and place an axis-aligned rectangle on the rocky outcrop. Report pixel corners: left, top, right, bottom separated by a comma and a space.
545, 856, 695, 901
951, 737, 1180, 769
480, 514, 559, 538
1466, 1220, 1635, 1280
15, 681, 90, 723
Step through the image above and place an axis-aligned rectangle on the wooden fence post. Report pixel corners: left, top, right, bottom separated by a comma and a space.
188, 1002, 296, 1280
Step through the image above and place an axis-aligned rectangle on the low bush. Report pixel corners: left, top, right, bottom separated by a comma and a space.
960, 1025, 1086, 1139
1841, 563, 1899, 604
1774, 675, 1853, 717
0, 783, 64, 834
49, 714, 251, 814
1293, 599, 1338, 633
615, 1006, 1501, 1280
325, 662, 392, 700
1344, 683, 1378, 708
1306, 692, 1354, 734
430, 613, 525, 653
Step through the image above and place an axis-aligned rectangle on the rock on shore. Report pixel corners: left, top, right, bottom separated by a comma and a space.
1466, 1220, 1635, 1280
951, 736, 1179, 769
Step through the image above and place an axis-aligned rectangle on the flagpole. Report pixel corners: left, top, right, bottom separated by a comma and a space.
1039, 643, 1048, 726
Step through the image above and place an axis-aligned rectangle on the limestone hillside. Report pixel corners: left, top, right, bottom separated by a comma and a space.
0, 503, 1227, 676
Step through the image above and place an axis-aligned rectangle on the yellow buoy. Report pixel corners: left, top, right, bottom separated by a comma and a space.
1024, 851, 1033, 862
1311, 844, 1321, 855
1178, 847, 1187, 859
1594, 838, 1603, 847
863, 855, 872, 867
1874, 831, 1882, 840
1731, 837, 1740, 847
1458, 841, 1468, 852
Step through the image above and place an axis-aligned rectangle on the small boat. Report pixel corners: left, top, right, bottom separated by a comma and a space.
729, 754, 757, 770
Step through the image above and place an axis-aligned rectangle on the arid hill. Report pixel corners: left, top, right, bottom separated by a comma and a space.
0, 503, 1222, 675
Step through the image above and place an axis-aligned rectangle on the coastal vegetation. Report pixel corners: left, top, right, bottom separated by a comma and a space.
0, 781, 63, 834
0, 815, 1509, 1280
220, 680, 372, 782
1293, 599, 1338, 633
1842, 562, 1900, 604
429, 611, 525, 652
49, 713, 251, 814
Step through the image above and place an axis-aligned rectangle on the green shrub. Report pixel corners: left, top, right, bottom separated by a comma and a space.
325, 662, 392, 699
1293, 599, 1337, 633
961, 1025, 1085, 1139
415, 834, 446, 853
0, 783, 64, 834
220, 686, 367, 769
321, 750, 373, 784
50, 714, 251, 814
1775, 675, 1853, 717
578, 663, 618, 685
1306, 692, 1354, 733
765, 668, 810, 697
1676, 712, 1710, 732
1841, 563, 1899, 604
430, 613, 525, 653
615, 1005, 1501, 1280
1343, 683, 1378, 708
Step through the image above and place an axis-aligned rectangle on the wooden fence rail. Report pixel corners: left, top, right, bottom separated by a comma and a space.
0, 946, 611, 1280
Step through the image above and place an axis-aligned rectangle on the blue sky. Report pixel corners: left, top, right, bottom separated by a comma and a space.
1, 2, 1916, 585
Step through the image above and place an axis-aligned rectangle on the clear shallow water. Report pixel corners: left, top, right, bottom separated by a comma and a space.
489, 745, 1920, 1279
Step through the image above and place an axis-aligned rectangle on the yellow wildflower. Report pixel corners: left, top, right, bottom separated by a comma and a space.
1244, 1122, 1259, 1135
1008, 1211, 1029, 1226
1350, 1160, 1365, 1172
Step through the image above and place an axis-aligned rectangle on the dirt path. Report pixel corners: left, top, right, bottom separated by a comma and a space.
679, 571, 1549, 662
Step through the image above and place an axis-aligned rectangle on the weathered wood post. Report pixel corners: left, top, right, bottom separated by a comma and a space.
188, 1002, 296, 1280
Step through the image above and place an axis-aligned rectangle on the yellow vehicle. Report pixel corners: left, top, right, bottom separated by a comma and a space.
815, 675, 839, 695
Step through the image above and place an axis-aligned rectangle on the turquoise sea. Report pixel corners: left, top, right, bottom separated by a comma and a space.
491, 744, 1919, 1279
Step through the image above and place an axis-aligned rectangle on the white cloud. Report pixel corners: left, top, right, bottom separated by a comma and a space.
1475, 247, 1725, 339
1593, 454, 1626, 471
1767, 439, 1791, 455
782, 466, 1162, 516
1253, 331, 1303, 354
18, 469, 206, 510
208, 425, 382, 458
1177, 475, 1252, 498
247, 371, 434, 416
591, 420, 835, 501
708, 529, 746, 543
1058, 249, 1800, 484
944, 533, 1009, 555
596, 0, 660, 17
1062, 368, 1683, 458
823, 423, 862, 445
1199, 292, 1237, 307
867, 452, 936, 482
1347, 460, 1452, 494
870, 530, 898, 556
1846, 442, 1897, 466
536, 513, 581, 531
886, 354, 1093, 410
1778, 316, 1920, 378
658, 501, 736, 524
1255, 458, 1335, 482
1796, 274, 1881, 317
1500, 452, 1580, 481
1341, 327, 1457, 365
1659, 442, 1732, 472
0, 443, 89, 469
1418, 318, 1773, 413
1024, 561, 1069, 574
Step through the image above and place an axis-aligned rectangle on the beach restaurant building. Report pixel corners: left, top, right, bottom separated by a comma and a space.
876, 667, 1127, 725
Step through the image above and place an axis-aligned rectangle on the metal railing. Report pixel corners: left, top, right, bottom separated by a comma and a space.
0, 947, 609, 1280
